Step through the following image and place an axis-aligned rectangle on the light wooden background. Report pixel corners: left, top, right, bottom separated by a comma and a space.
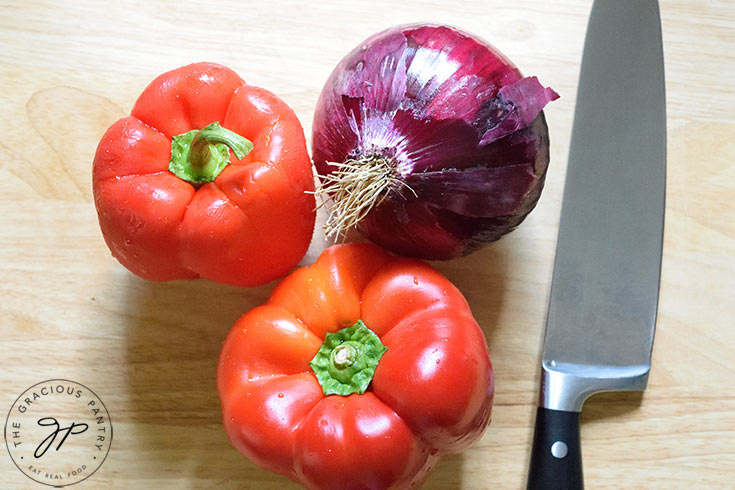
1, 0, 733, 488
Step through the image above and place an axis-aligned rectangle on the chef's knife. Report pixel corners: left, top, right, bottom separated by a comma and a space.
526, 1, 666, 489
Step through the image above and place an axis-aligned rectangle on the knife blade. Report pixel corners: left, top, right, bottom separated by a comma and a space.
526, 1, 666, 489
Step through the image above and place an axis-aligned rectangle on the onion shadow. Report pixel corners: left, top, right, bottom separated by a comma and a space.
431, 237, 510, 352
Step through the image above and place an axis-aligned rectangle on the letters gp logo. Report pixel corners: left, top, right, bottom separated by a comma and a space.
4, 379, 113, 487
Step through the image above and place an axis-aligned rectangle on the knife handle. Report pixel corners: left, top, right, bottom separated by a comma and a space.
527, 407, 583, 490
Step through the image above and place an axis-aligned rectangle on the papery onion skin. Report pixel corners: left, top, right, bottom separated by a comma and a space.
312, 24, 558, 260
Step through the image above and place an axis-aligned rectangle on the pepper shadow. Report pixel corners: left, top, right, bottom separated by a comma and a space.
123, 274, 302, 489
421, 452, 466, 489
425, 239, 511, 489
121, 236, 509, 489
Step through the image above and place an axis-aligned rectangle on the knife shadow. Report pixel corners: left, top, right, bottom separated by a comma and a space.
123, 275, 304, 488
520, 391, 646, 488
580, 390, 646, 423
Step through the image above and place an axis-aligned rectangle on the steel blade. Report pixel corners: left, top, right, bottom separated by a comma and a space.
540, 0, 666, 412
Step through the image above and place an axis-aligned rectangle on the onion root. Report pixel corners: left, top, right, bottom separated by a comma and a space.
315, 155, 416, 238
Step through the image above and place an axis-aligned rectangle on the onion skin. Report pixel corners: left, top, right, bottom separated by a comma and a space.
312, 24, 558, 260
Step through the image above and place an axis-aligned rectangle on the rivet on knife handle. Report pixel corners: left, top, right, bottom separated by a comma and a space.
527, 408, 582, 490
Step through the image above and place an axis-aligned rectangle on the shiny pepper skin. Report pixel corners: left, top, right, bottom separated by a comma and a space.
92, 62, 316, 286
218, 243, 494, 489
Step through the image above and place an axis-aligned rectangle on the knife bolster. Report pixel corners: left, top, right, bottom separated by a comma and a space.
540, 361, 650, 412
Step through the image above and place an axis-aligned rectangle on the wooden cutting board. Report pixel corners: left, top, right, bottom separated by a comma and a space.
1, 0, 733, 488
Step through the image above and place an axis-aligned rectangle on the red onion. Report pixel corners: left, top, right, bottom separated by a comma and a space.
312, 24, 558, 260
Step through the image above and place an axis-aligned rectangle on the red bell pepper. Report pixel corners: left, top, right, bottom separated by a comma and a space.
218, 243, 494, 489
92, 62, 315, 286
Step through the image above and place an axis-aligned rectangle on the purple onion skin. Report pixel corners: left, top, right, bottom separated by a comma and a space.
312, 24, 558, 260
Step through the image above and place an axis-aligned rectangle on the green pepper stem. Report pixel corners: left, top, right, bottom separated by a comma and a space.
169, 121, 253, 185
309, 320, 387, 396
331, 344, 358, 369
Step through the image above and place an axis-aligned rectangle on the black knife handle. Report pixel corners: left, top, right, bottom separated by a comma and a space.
527, 407, 583, 490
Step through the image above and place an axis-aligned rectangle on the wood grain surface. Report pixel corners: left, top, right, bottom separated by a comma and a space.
1, 0, 733, 488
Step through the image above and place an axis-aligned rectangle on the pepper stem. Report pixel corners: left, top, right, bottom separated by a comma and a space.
309, 320, 387, 396
314, 155, 416, 238
332, 344, 358, 369
169, 122, 253, 185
